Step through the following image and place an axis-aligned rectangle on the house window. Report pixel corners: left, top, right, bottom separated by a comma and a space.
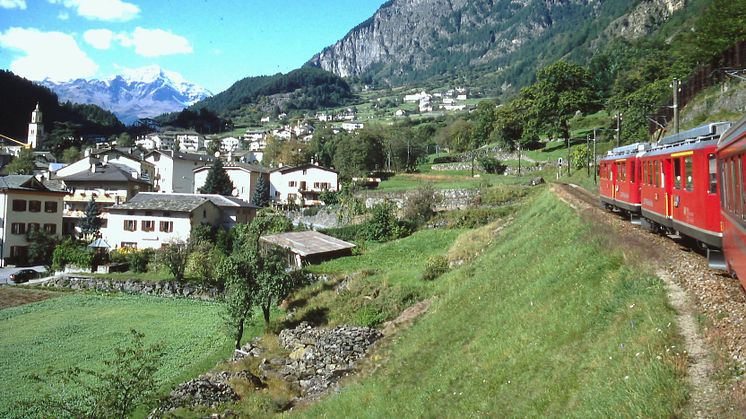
288, 181, 297, 187
121, 242, 137, 249
12, 199, 26, 212
28, 200, 41, 212
160, 221, 173, 232
11, 223, 26, 235
44, 201, 58, 213
10, 246, 28, 259
27, 223, 40, 232
123, 220, 137, 231
43, 224, 57, 234
142, 220, 155, 232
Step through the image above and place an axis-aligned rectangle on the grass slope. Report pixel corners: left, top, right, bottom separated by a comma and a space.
0, 294, 240, 418
295, 190, 688, 417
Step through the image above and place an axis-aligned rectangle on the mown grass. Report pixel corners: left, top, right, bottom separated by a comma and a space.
292, 190, 688, 417
0, 294, 253, 418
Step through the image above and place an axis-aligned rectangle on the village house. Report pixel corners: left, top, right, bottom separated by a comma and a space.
0, 175, 65, 266
269, 163, 338, 206
103, 195, 222, 250
341, 121, 365, 132
260, 230, 355, 269
193, 162, 268, 203
144, 150, 214, 194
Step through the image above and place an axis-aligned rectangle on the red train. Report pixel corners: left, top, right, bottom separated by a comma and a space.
718, 116, 746, 286
599, 119, 746, 289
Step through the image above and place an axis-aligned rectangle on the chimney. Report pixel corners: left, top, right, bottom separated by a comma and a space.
90, 163, 96, 173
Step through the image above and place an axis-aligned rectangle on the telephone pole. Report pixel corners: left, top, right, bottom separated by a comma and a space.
615, 112, 623, 147
672, 78, 680, 134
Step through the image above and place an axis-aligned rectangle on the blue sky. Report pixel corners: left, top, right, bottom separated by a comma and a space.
0, 0, 385, 93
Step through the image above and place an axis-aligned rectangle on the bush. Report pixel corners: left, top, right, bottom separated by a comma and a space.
432, 155, 461, 164
52, 239, 94, 272
422, 255, 449, 281
319, 190, 340, 205
126, 249, 153, 273
185, 242, 226, 287
302, 206, 321, 217
363, 200, 403, 242
403, 183, 441, 226
478, 156, 507, 174
320, 224, 365, 242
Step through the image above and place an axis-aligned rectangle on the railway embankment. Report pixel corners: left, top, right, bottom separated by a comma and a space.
553, 183, 746, 417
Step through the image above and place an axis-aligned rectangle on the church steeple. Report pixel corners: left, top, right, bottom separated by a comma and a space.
27, 103, 44, 149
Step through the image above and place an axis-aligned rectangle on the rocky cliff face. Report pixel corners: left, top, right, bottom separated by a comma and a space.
307, 0, 688, 86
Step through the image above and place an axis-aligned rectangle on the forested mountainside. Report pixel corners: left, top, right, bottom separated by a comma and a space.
307, 0, 692, 91
0, 70, 124, 141
192, 67, 353, 117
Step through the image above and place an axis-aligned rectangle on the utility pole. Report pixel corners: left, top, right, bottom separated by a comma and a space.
586, 134, 590, 176
593, 129, 598, 184
672, 78, 680, 134
517, 143, 521, 176
566, 136, 571, 176
615, 112, 623, 147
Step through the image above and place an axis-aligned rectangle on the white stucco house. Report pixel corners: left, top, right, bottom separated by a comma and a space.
0, 175, 65, 266
193, 162, 268, 204
269, 163, 338, 206
144, 150, 214, 194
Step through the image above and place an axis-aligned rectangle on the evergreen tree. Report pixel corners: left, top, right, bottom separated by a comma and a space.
251, 175, 270, 207
200, 159, 234, 196
78, 198, 103, 241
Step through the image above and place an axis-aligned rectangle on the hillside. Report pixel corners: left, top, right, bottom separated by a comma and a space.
306, 0, 694, 91
0, 70, 124, 141
192, 67, 353, 117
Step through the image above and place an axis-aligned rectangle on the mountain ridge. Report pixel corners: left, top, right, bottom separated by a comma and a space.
40, 66, 212, 125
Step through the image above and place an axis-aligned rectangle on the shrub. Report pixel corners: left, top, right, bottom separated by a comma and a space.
478, 156, 507, 174
52, 239, 94, 272
422, 255, 449, 281
432, 155, 461, 164
403, 183, 441, 226
320, 224, 365, 242
302, 206, 320, 217
363, 200, 403, 242
126, 249, 153, 273
186, 242, 226, 287
319, 190, 340, 205
159, 240, 190, 282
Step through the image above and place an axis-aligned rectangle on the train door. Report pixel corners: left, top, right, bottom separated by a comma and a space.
664, 157, 674, 218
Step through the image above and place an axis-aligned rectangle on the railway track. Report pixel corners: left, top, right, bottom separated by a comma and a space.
553, 182, 746, 416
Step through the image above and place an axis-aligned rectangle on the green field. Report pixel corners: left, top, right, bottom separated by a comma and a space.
291, 190, 688, 417
0, 294, 248, 418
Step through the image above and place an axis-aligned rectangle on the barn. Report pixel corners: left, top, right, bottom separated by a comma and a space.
259, 231, 356, 269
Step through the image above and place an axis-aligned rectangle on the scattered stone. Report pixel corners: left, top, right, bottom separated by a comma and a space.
529, 176, 545, 186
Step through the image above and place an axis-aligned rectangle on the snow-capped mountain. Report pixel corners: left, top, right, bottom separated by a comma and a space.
40, 65, 213, 125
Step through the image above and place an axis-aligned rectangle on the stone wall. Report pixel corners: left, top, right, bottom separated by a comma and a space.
362, 188, 479, 211
42, 275, 221, 300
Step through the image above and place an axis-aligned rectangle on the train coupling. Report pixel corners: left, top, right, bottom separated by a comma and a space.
707, 248, 727, 271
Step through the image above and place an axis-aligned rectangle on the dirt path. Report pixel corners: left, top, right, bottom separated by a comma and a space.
551, 183, 745, 417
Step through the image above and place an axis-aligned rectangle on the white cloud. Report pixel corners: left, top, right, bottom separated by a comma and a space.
0, 0, 26, 9
117, 27, 193, 57
49, 0, 140, 22
57, 11, 69, 20
83, 29, 114, 49
0, 27, 98, 81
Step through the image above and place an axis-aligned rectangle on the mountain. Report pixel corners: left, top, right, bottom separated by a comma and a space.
40, 66, 212, 125
0, 70, 123, 141
307, 0, 690, 91
191, 67, 353, 116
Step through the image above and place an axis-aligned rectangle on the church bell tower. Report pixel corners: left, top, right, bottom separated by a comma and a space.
27, 103, 44, 149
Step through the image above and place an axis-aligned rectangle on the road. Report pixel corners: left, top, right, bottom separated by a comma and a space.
0, 266, 50, 285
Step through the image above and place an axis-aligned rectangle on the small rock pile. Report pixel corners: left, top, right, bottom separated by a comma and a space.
149, 371, 263, 418
270, 322, 382, 398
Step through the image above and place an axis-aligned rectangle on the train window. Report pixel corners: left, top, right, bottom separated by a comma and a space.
655, 160, 662, 188
620, 162, 626, 182
708, 154, 717, 194
684, 156, 693, 192
729, 159, 737, 212
737, 158, 744, 217
674, 158, 682, 190
720, 160, 729, 209
630, 160, 636, 183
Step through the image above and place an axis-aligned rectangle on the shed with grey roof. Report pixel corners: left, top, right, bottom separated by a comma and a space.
259, 231, 355, 269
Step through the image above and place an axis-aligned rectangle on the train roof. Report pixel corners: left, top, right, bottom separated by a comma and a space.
601, 143, 651, 160
657, 122, 731, 146
717, 114, 746, 151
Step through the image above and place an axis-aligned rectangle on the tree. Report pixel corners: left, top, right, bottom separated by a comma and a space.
61, 146, 81, 164
26, 329, 165, 418
219, 253, 257, 349
159, 239, 190, 282
363, 200, 402, 242
251, 175, 270, 207
332, 127, 386, 180
26, 228, 59, 268
471, 100, 498, 148
520, 61, 596, 141
116, 132, 134, 147
46, 121, 82, 158
254, 247, 293, 328
3, 148, 35, 175
78, 198, 103, 241
200, 159, 234, 196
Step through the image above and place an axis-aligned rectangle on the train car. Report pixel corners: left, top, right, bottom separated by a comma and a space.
717, 115, 746, 286
599, 143, 650, 221
638, 123, 731, 268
